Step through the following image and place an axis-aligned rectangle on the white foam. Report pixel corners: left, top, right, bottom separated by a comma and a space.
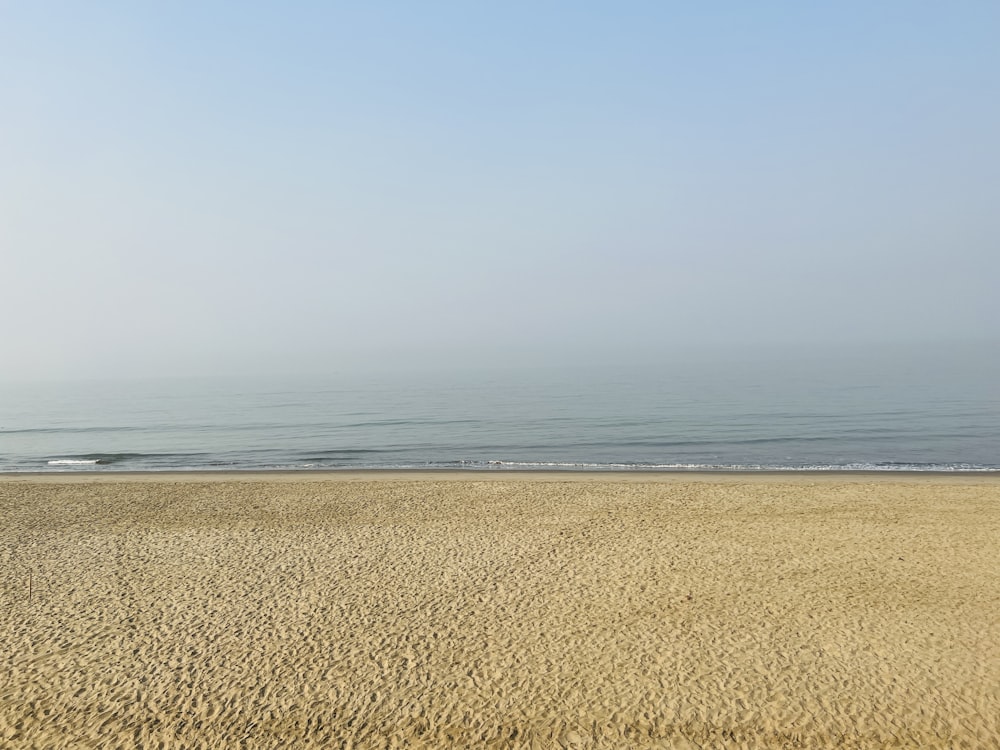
47, 459, 99, 465
462, 460, 1000, 472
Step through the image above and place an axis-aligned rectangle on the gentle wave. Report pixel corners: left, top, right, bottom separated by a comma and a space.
43, 452, 208, 467
24, 457, 1000, 472
7, 426, 150, 435
302, 449, 389, 457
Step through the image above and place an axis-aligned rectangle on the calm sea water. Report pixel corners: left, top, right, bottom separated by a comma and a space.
2, 346, 998, 472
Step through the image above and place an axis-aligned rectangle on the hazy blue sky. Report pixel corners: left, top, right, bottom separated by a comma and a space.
3, 2, 998, 379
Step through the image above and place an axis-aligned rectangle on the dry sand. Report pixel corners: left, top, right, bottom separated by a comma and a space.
1, 473, 998, 749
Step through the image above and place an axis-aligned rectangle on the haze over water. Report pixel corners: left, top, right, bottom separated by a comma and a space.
3, 5, 999, 385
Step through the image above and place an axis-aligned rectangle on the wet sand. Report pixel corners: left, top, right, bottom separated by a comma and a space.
2, 473, 998, 748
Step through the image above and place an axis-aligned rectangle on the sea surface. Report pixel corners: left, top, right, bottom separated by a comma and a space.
2, 345, 998, 473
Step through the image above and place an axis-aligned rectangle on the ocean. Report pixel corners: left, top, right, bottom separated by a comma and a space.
2, 345, 998, 473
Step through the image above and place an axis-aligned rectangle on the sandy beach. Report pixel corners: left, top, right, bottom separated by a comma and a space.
1, 473, 997, 749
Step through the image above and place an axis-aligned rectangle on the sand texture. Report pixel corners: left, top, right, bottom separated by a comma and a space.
1, 474, 998, 749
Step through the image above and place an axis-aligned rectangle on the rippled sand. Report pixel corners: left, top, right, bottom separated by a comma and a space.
1, 473, 998, 748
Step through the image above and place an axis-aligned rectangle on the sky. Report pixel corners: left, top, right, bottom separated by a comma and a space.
2, 2, 998, 380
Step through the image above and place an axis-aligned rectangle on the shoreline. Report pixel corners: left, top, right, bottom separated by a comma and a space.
3, 467, 1000, 484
